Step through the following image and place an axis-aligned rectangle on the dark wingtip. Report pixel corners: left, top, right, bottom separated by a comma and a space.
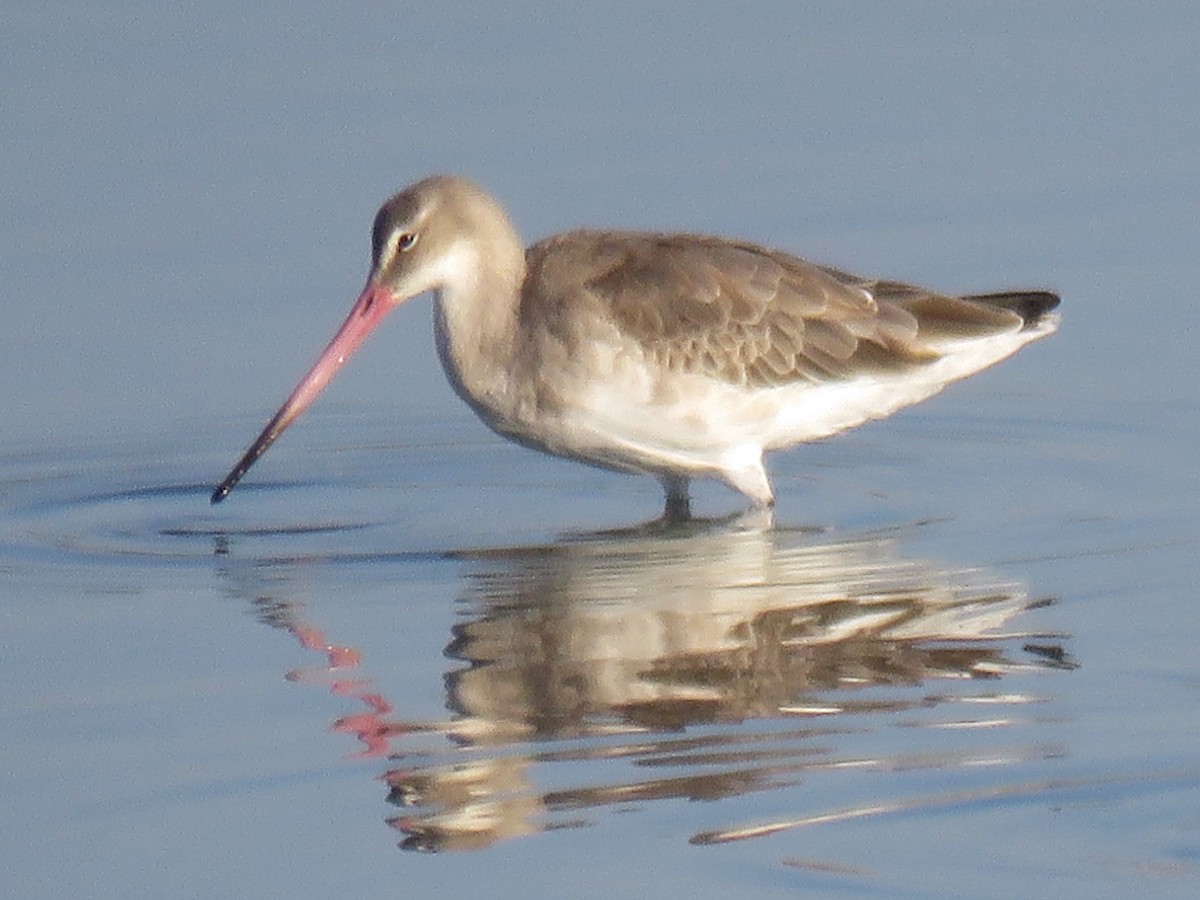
210, 485, 229, 505
964, 290, 1061, 326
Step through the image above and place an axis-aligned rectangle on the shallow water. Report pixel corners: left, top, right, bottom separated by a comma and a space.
4, 3, 1200, 898
4, 398, 1197, 897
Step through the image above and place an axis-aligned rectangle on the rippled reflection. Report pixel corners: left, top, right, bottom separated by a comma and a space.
216, 519, 1073, 853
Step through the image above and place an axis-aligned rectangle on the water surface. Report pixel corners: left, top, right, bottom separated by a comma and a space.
3, 3, 1199, 898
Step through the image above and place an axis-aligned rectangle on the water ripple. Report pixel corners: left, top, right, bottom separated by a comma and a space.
221, 521, 1077, 853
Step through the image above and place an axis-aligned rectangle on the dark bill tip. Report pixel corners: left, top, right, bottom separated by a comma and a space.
210, 440, 268, 504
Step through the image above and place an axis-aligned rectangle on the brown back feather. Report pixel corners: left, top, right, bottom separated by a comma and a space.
523, 232, 1048, 388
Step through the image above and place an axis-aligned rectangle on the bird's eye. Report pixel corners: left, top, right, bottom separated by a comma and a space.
396, 231, 417, 252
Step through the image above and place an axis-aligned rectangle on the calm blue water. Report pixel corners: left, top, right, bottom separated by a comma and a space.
3, 4, 1198, 898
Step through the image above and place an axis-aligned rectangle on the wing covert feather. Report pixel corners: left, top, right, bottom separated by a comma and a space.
522, 231, 1027, 388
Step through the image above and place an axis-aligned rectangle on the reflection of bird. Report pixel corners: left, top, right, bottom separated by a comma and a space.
211, 175, 1059, 518
446, 527, 1053, 735
385, 525, 1069, 851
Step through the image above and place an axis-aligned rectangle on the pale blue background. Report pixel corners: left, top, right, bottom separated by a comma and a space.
3, 3, 1198, 898
5, 2, 1195, 445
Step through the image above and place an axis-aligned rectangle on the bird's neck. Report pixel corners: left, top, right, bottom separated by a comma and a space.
432, 244, 525, 418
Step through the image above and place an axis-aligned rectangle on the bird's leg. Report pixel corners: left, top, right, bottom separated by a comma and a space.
661, 475, 692, 522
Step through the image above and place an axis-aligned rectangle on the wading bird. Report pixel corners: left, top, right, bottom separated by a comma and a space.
212, 175, 1058, 519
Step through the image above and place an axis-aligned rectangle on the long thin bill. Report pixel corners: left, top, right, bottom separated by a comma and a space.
211, 283, 395, 504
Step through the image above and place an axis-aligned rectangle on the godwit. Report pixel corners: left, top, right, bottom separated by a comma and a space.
212, 175, 1059, 519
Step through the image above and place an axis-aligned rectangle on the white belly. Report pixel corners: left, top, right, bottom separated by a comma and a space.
504, 316, 1059, 479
